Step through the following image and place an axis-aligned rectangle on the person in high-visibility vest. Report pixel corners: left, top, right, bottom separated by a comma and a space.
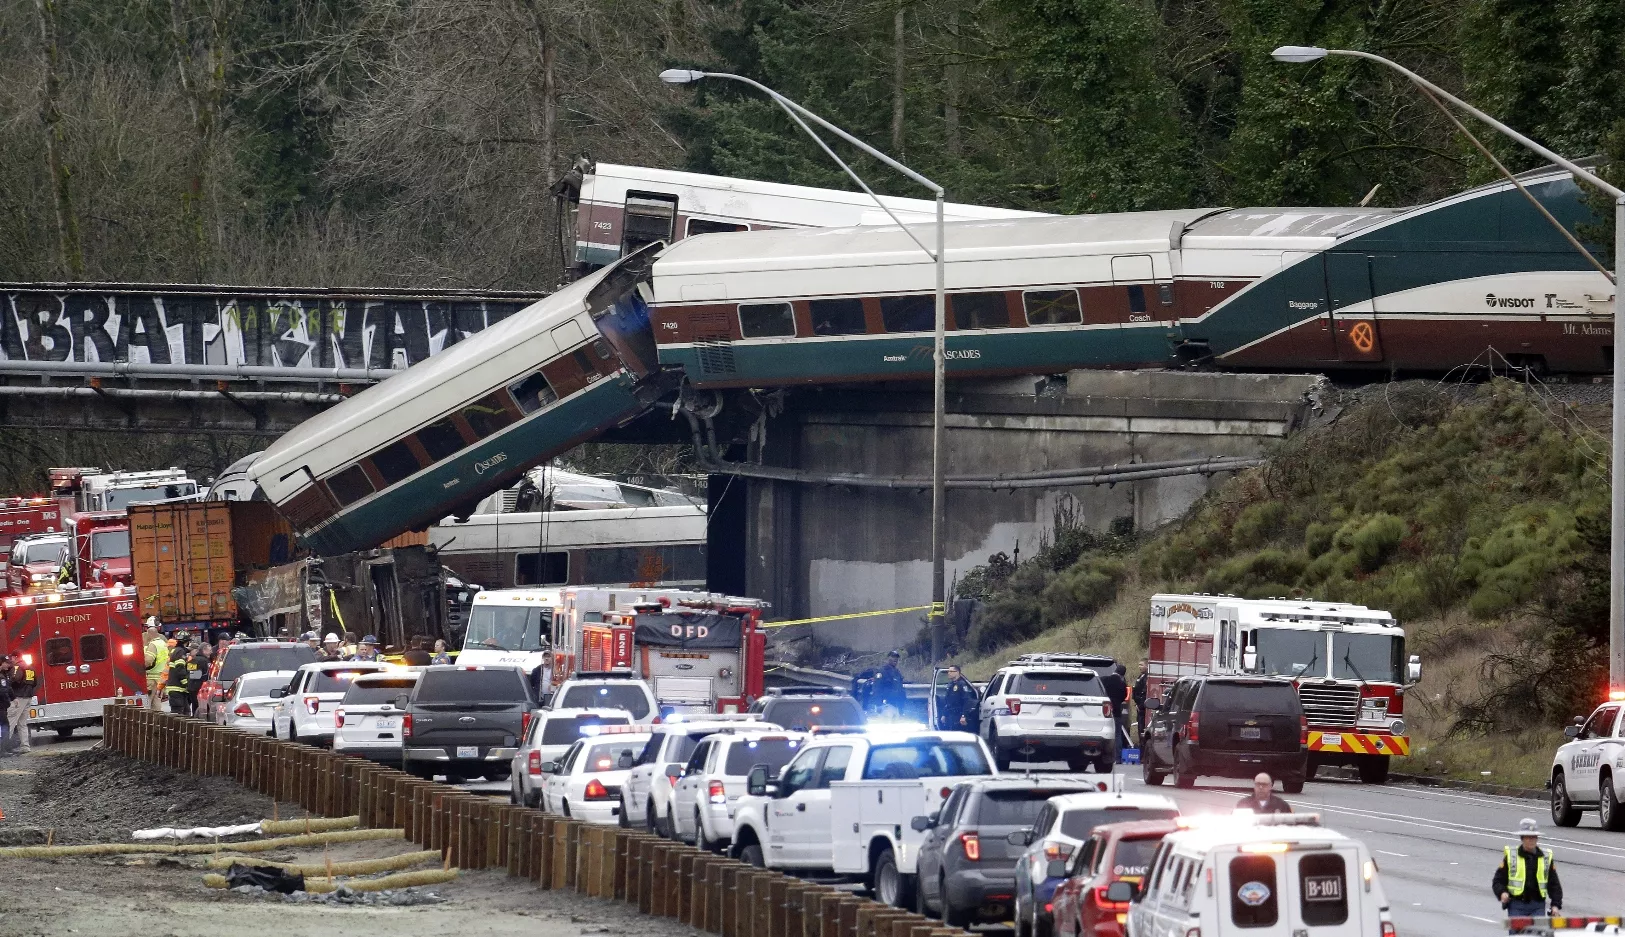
143, 620, 170, 710
1493, 818, 1563, 918
165, 642, 191, 715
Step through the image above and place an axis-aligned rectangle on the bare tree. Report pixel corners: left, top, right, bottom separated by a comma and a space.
33, 0, 82, 278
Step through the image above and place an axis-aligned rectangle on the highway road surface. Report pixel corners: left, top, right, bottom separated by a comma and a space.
1128, 769, 1625, 936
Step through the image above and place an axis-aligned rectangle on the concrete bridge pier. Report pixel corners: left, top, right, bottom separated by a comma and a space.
714, 370, 1324, 657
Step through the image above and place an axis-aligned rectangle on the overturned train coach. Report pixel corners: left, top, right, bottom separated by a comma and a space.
252, 168, 1614, 554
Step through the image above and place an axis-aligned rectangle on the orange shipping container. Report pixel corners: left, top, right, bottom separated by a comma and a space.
130, 501, 300, 624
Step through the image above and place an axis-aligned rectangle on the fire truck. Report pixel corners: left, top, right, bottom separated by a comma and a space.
1147, 593, 1422, 784
0, 585, 149, 738
539, 587, 765, 715
0, 497, 62, 579
66, 512, 132, 588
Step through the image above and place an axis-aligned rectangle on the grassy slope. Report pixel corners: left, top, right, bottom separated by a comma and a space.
949, 381, 1609, 788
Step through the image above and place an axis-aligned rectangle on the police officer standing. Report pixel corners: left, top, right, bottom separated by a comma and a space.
873, 651, 906, 718
1131, 659, 1150, 745
7, 652, 36, 753
936, 665, 979, 731
1101, 662, 1129, 756
1494, 819, 1562, 919
0, 655, 14, 752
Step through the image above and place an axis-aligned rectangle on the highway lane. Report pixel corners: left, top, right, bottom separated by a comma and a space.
1129, 770, 1625, 936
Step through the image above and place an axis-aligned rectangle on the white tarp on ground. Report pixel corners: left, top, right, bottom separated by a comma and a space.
132, 822, 262, 841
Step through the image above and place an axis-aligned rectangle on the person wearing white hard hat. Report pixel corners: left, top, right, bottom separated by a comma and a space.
1493, 818, 1562, 918
321, 632, 344, 661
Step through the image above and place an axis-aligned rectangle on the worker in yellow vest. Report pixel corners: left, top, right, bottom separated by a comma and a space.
143, 619, 169, 709
1493, 818, 1562, 918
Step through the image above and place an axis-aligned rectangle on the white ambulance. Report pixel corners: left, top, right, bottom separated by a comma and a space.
1125, 813, 1396, 937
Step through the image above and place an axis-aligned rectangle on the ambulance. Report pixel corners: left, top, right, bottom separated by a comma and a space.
0, 586, 148, 738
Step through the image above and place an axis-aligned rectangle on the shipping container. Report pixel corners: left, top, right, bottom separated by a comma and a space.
129, 501, 301, 625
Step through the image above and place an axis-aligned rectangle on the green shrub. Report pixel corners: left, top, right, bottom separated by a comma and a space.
1232, 501, 1286, 549
1350, 513, 1406, 572
1304, 521, 1335, 557
1039, 557, 1127, 626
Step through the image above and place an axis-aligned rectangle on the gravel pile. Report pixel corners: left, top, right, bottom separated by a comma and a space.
5, 748, 295, 844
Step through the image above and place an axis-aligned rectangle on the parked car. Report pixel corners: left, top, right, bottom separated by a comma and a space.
978, 655, 1118, 772
1125, 814, 1395, 937
747, 688, 865, 730
1141, 675, 1308, 792
402, 664, 534, 783
214, 670, 297, 734
198, 640, 321, 723
915, 776, 1119, 927
270, 661, 392, 744
670, 729, 808, 850
332, 671, 421, 765
539, 727, 653, 824
1550, 698, 1625, 830
621, 717, 770, 836
551, 673, 658, 724
1012, 790, 1180, 937
1052, 818, 1180, 937
511, 708, 633, 808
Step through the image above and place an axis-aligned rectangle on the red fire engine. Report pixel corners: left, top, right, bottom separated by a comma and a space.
65, 512, 133, 588
0, 497, 63, 579
551, 588, 767, 715
0, 585, 148, 737
48, 466, 100, 525
1147, 594, 1423, 784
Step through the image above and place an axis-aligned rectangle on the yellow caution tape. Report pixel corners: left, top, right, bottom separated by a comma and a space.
763, 603, 945, 629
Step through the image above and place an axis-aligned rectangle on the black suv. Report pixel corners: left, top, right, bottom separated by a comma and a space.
402, 665, 534, 783
1141, 675, 1307, 792
746, 687, 865, 731
913, 777, 1116, 927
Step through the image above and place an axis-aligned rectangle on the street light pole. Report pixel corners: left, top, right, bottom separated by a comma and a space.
659, 69, 951, 665
1273, 46, 1625, 692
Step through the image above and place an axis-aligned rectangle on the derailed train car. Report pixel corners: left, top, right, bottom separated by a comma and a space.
254, 168, 1614, 553
248, 246, 669, 556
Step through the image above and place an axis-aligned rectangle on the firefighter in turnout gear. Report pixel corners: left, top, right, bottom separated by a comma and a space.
165, 643, 191, 715
1493, 818, 1562, 918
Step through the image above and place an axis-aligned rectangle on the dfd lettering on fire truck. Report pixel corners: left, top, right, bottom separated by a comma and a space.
1148, 594, 1422, 783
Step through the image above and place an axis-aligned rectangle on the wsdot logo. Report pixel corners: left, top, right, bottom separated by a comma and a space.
1484, 293, 1534, 308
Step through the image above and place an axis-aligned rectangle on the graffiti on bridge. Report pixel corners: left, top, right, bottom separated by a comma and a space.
0, 290, 540, 370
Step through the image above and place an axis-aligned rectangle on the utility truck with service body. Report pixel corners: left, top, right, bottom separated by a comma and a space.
1147, 595, 1420, 784
729, 728, 998, 908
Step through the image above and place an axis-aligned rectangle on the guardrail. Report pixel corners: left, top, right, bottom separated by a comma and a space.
101, 706, 967, 937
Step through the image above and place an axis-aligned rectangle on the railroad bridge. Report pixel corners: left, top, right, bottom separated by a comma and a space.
0, 282, 543, 434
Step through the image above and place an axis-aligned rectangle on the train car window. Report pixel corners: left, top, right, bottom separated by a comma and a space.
415, 418, 466, 462
687, 218, 748, 236
1159, 283, 1175, 305
462, 393, 517, 437
810, 298, 867, 336
739, 303, 796, 338
516, 551, 569, 586
371, 440, 423, 486
591, 339, 614, 360
580, 545, 706, 585
880, 295, 934, 332
1127, 285, 1147, 315
326, 465, 376, 506
508, 372, 559, 414
952, 292, 1011, 329
1023, 290, 1083, 325
571, 349, 598, 377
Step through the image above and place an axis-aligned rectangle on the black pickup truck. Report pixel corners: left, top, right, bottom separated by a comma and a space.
401, 665, 534, 783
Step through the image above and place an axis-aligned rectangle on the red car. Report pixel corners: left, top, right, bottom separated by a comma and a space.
1052, 819, 1179, 937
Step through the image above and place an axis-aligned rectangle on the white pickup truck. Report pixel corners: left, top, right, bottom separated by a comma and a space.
728, 728, 997, 908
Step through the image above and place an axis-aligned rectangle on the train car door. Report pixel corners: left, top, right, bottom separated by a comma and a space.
1324, 253, 1384, 363
1111, 255, 1173, 324
621, 192, 678, 257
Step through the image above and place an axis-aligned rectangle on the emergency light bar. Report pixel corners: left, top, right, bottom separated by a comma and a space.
1178, 812, 1323, 829
579, 724, 654, 737
1610, 689, 1625, 702
1, 583, 129, 610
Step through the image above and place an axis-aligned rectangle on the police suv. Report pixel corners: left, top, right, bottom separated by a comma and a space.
1550, 698, 1625, 831
978, 654, 1118, 772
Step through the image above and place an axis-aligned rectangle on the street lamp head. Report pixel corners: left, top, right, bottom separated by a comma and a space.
1271, 45, 1329, 63
659, 69, 706, 85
